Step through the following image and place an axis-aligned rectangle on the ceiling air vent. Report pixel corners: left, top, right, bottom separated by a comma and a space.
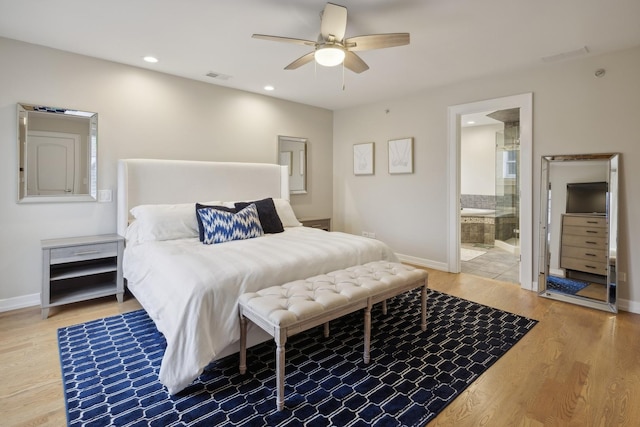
206, 71, 232, 80
541, 46, 589, 63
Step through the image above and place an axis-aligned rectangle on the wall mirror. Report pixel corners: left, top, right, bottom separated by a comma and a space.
17, 103, 98, 203
277, 135, 307, 194
538, 153, 619, 312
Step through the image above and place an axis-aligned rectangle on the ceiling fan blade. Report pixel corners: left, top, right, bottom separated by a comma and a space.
284, 51, 316, 70
252, 34, 316, 47
320, 3, 347, 42
343, 51, 369, 74
345, 33, 410, 51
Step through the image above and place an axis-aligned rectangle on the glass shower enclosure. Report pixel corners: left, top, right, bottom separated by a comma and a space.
494, 119, 520, 255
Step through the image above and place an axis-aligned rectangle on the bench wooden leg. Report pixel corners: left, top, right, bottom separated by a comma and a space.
239, 314, 247, 375
275, 329, 287, 411
382, 299, 387, 315
363, 301, 372, 364
323, 322, 330, 338
421, 283, 427, 332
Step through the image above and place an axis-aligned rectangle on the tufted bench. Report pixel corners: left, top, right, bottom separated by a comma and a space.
237, 261, 428, 410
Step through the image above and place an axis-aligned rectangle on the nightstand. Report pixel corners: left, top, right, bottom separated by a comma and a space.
299, 217, 331, 231
41, 234, 124, 319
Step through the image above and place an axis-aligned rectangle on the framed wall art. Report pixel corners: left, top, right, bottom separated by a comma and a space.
388, 137, 413, 174
353, 142, 374, 175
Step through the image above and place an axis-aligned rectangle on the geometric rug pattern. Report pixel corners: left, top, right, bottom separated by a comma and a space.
58, 290, 537, 427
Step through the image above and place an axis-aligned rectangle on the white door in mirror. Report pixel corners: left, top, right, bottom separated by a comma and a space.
27, 132, 78, 195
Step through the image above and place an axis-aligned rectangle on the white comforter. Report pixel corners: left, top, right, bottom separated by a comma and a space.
123, 226, 398, 394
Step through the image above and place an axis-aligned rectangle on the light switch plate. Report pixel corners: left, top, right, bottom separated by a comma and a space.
98, 189, 112, 203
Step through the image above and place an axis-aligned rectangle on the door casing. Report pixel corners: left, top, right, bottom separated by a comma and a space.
447, 93, 533, 290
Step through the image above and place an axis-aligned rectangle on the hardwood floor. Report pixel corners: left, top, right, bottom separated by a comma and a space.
1, 270, 639, 426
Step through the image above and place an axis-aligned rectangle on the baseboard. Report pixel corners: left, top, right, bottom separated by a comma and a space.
3, 278, 637, 315
618, 298, 640, 314
396, 253, 448, 272
0, 293, 40, 313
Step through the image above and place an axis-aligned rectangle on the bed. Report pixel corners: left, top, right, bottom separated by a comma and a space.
117, 159, 398, 394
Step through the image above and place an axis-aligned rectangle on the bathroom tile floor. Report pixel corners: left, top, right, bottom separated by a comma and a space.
461, 243, 520, 284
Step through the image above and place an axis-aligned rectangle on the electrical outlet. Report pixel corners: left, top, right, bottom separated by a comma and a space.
362, 231, 376, 239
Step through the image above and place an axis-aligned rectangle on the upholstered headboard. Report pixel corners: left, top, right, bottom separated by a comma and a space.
117, 159, 289, 236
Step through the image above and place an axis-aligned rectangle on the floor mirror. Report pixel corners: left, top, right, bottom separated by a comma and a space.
538, 153, 619, 312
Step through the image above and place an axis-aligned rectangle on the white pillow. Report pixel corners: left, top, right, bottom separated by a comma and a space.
273, 198, 302, 227
124, 220, 144, 245
129, 202, 220, 242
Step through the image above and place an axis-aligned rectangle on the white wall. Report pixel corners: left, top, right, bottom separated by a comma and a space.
333, 46, 640, 310
461, 124, 502, 196
0, 38, 333, 308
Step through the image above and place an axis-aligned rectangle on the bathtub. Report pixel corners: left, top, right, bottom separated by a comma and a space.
461, 208, 496, 216
461, 208, 496, 245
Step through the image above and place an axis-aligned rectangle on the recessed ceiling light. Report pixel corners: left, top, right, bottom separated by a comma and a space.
264, 85, 275, 91
467, 120, 475, 125
143, 56, 159, 63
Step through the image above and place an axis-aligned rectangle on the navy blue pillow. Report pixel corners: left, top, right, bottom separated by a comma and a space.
195, 203, 236, 242
234, 198, 284, 234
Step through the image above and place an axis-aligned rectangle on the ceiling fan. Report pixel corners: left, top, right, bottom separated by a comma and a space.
252, 2, 410, 73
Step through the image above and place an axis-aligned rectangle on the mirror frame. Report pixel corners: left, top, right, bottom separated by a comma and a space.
277, 135, 307, 195
17, 103, 98, 203
538, 153, 619, 313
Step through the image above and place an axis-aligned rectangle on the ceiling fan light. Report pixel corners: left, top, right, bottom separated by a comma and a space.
315, 46, 345, 67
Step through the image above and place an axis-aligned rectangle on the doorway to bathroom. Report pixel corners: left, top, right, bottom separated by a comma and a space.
460, 109, 520, 283
447, 93, 533, 291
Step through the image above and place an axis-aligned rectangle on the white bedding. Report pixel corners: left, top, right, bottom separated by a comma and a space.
123, 226, 398, 394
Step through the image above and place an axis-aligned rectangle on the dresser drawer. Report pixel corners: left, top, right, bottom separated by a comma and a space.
560, 257, 608, 276
50, 242, 118, 264
560, 234, 607, 248
562, 215, 607, 228
561, 245, 607, 263
562, 225, 607, 239
560, 213, 609, 276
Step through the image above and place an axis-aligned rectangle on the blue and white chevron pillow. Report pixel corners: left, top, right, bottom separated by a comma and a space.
197, 203, 264, 244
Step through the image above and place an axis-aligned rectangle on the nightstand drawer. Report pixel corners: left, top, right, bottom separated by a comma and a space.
50, 242, 118, 264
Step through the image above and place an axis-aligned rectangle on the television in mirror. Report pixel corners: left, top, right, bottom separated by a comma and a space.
565, 181, 608, 215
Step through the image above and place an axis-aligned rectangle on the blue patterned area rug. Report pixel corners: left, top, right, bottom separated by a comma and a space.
546, 275, 589, 295
57, 290, 537, 427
